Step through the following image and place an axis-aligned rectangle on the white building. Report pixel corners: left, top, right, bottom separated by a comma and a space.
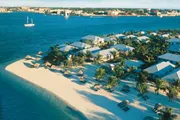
82, 35, 104, 45
124, 35, 137, 39
168, 38, 180, 53
144, 61, 175, 78
150, 32, 157, 36
161, 34, 170, 38
158, 53, 180, 65
92, 48, 118, 61
81, 47, 101, 54
110, 44, 134, 53
125, 60, 144, 68
136, 36, 150, 43
162, 68, 180, 82
59, 45, 75, 52
70, 42, 91, 49
104, 37, 116, 42
114, 34, 125, 39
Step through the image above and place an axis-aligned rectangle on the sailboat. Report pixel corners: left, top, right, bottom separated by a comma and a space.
24, 16, 35, 27
65, 11, 69, 19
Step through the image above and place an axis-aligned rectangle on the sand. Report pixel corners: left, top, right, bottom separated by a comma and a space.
5, 58, 180, 120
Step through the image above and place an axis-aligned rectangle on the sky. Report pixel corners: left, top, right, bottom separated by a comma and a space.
0, 0, 179, 9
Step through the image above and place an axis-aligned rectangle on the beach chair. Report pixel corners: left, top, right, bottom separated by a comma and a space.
123, 107, 130, 112
143, 95, 149, 101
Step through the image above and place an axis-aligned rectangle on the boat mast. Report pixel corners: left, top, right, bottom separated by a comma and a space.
31, 19, 33, 24
27, 16, 29, 24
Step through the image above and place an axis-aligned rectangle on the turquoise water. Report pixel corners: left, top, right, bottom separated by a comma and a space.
0, 12, 180, 120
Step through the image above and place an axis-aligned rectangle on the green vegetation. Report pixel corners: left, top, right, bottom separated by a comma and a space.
155, 79, 167, 94
159, 107, 177, 120
95, 68, 107, 80
106, 76, 118, 89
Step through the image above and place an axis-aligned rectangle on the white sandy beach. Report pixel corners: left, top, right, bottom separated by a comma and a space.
5, 58, 180, 120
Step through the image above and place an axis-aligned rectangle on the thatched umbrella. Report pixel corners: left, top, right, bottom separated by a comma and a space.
35, 57, 41, 61
154, 103, 163, 111
25, 55, 31, 60
78, 70, 84, 76
51, 65, 56, 69
44, 61, 51, 67
33, 63, 40, 68
38, 51, 43, 55
79, 76, 86, 83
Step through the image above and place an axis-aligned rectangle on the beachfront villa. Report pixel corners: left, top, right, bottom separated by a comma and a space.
82, 35, 104, 45
104, 37, 116, 42
80, 46, 101, 54
92, 48, 118, 61
168, 38, 180, 53
158, 53, 180, 65
150, 32, 157, 36
162, 67, 180, 82
135, 36, 150, 43
125, 59, 145, 68
70, 42, 91, 49
124, 35, 137, 39
144, 61, 175, 78
161, 34, 170, 38
114, 34, 125, 39
110, 44, 134, 53
59, 45, 75, 52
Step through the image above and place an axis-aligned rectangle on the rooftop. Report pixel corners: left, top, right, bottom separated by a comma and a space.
111, 44, 134, 52
168, 38, 180, 43
70, 42, 91, 49
158, 53, 180, 62
162, 67, 180, 82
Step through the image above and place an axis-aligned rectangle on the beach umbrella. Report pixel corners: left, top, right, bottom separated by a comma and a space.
38, 51, 43, 55
51, 65, 56, 69
36, 57, 41, 61
25, 55, 31, 60
33, 63, 40, 68
154, 103, 163, 111
78, 70, 84, 76
44, 61, 51, 67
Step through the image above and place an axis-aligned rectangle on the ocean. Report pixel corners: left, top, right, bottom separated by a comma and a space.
0, 12, 179, 120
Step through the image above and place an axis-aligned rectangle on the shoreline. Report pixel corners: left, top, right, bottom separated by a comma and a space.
0, 60, 88, 120
4, 57, 180, 120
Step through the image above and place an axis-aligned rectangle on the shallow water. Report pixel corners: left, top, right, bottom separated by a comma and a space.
0, 12, 179, 120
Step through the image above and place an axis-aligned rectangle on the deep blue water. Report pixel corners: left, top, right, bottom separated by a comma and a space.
0, 12, 180, 120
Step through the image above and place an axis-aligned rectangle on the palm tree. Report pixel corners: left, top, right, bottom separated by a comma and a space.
159, 107, 177, 120
85, 51, 92, 60
136, 82, 148, 96
107, 76, 118, 89
111, 50, 119, 60
155, 79, 167, 94
113, 65, 124, 78
95, 68, 107, 80
95, 54, 103, 64
137, 71, 149, 85
172, 79, 180, 92
166, 86, 178, 101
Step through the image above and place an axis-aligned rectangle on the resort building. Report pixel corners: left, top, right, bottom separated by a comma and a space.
124, 35, 137, 39
144, 61, 175, 78
104, 37, 116, 42
162, 68, 180, 82
125, 60, 145, 68
161, 34, 170, 38
110, 44, 134, 53
136, 36, 150, 43
70, 42, 91, 49
150, 32, 157, 36
167, 38, 180, 53
59, 45, 75, 52
82, 35, 104, 45
92, 48, 118, 61
81, 47, 101, 54
114, 34, 125, 39
158, 53, 180, 65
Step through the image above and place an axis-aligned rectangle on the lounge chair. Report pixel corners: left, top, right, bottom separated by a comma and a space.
142, 95, 149, 101
123, 107, 130, 112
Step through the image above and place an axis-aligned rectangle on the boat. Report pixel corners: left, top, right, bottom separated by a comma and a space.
160, 15, 163, 18
65, 11, 69, 19
24, 16, 35, 27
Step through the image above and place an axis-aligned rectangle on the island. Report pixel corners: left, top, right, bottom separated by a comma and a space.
5, 29, 180, 120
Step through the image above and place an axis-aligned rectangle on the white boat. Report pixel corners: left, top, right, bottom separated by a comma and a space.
160, 15, 163, 18
65, 11, 69, 19
24, 16, 35, 27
